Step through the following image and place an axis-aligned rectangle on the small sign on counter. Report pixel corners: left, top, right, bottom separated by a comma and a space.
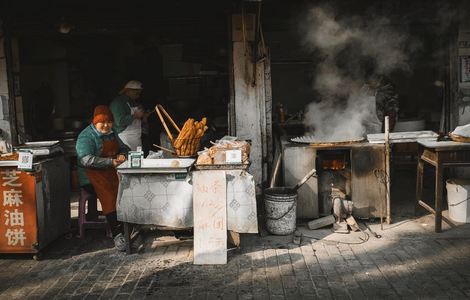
128, 151, 143, 168
17, 150, 33, 171
225, 149, 242, 164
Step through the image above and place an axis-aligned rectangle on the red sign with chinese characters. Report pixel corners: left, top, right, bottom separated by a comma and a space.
0, 168, 38, 253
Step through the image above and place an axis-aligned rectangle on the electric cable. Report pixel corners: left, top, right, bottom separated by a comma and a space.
297, 226, 370, 245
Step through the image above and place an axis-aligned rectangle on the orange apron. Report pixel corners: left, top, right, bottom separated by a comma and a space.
85, 137, 120, 215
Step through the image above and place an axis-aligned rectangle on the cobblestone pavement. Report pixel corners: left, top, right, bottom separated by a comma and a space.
1, 214, 470, 300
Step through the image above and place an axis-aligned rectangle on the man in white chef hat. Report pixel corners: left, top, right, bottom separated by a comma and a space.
110, 80, 145, 150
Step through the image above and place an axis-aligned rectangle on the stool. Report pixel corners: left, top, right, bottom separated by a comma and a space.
78, 187, 111, 238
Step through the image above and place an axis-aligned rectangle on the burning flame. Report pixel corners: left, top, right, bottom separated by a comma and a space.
322, 158, 346, 170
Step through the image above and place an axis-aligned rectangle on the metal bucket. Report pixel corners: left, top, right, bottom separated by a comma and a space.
264, 187, 297, 235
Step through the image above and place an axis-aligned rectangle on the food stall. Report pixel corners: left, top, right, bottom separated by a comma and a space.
116, 157, 258, 256
0, 141, 71, 259
116, 108, 257, 260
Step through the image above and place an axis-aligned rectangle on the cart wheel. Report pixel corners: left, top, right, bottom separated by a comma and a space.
33, 252, 43, 261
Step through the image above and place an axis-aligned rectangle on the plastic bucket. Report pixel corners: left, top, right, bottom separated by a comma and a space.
446, 179, 470, 223
264, 187, 297, 235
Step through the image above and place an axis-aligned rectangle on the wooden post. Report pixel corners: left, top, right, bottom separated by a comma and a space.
435, 159, 443, 232
384, 116, 391, 224
415, 149, 424, 216
231, 13, 271, 192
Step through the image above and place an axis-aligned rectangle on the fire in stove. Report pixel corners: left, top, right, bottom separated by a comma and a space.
320, 151, 348, 170
317, 149, 351, 216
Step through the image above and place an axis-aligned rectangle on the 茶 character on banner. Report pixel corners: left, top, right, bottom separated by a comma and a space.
5, 228, 26, 246
4, 209, 24, 226
1, 170, 21, 187
3, 189, 23, 207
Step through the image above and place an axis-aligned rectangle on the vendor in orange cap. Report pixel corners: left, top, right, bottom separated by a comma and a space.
76, 105, 129, 250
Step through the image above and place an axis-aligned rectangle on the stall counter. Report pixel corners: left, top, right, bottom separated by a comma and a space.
0, 155, 71, 258
116, 162, 258, 233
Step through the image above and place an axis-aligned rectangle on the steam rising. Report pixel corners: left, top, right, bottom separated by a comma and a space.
301, 7, 413, 140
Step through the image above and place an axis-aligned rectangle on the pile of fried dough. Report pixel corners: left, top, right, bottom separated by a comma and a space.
0, 152, 19, 161
173, 117, 208, 156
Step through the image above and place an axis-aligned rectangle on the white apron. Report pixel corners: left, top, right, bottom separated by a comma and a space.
118, 104, 142, 151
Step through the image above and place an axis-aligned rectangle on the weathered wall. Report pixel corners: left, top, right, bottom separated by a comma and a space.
233, 42, 264, 191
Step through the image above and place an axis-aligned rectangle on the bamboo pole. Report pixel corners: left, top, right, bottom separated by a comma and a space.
155, 105, 175, 143
157, 104, 181, 133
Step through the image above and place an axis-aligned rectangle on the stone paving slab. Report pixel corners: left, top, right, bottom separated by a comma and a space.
0, 215, 470, 299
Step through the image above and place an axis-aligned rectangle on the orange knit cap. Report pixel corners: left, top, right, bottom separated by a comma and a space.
92, 105, 113, 124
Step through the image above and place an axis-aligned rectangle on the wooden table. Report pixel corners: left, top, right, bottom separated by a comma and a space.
416, 141, 470, 232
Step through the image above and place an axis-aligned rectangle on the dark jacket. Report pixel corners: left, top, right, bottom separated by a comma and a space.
109, 94, 139, 134
75, 124, 129, 186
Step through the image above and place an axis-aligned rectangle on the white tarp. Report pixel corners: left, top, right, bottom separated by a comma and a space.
117, 173, 193, 228
225, 170, 258, 233
117, 170, 258, 233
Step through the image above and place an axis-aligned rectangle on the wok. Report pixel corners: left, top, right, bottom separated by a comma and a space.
290, 135, 365, 146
